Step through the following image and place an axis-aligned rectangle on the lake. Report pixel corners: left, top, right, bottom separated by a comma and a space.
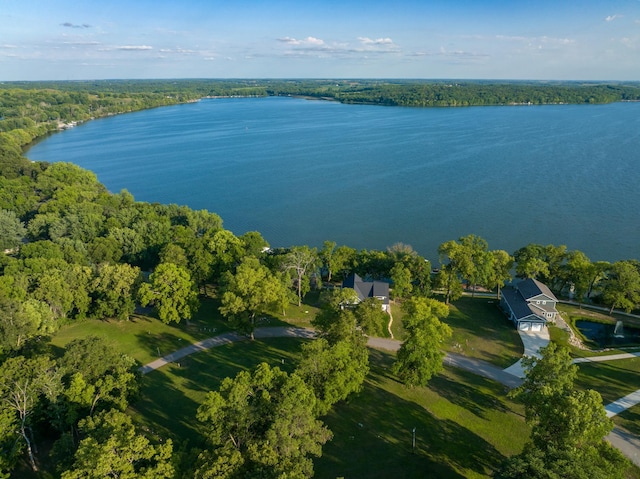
26, 97, 640, 264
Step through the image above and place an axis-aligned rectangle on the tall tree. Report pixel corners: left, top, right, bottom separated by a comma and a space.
91, 262, 140, 320
138, 262, 199, 324
487, 249, 514, 299
392, 297, 452, 387
502, 343, 627, 479
457, 234, 492, 297
354, 297, 388, 337
219, 256, 285, 339
390, 261, 412, 300
0, 297, 55, 354
283, 246, 318, 306
513, 244, 549, 280
0, 209, 26, 251
319, 240, 337, 283
0, 355, 61, 472
437, 240, 463, 304
61, 409, 174, 479
196, 363, 331, 479
601, 260, 640, 314
297, 337, 369, 416
60, 336, 139, 418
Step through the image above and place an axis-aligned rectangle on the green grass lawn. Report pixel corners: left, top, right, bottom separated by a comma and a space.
314, 349, 528, 479
129, 337, 310, 442
392, 296, 522, 369
130, 340, 530, 479
442, 297, 523, 369
49, 298, 232, 365
44, 293, 640, 478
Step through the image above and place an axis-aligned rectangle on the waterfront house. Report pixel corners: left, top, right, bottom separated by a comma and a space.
342, 273, 390, 312
500, 278, 558, 331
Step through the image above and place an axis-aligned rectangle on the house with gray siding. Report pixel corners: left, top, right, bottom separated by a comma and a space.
500, 278, 558, 331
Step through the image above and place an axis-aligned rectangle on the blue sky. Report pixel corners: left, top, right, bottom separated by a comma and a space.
1, 0, 639, 80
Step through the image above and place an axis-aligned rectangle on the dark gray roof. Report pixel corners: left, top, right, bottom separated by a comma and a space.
502, 289, 542, 321
342, 273, 389, 305
517, 278, 558, 302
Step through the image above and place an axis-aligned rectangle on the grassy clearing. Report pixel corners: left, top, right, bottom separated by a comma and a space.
392, 296, 522, 369
574, 358, 640, 404
314, 348, 528, 479
443, 297, 522, 369
131, 342, 529, 478
129, 337, 310, 442
50, 298, 232, 364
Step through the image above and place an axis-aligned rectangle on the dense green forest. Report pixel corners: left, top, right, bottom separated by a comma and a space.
1, 82, 639, 478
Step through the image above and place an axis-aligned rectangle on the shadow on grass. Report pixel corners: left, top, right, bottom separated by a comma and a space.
428, 373, 510, 419
131, 338, 310, 444
575, 360, 640, 403
315, 349, 509, 479
616, 408, 640, 437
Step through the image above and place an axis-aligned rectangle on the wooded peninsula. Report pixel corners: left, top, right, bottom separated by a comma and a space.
1, 80, 640, 479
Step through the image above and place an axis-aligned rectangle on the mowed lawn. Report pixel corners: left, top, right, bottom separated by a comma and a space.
392, 296, 523, 369
314, 349, 528, 479
131, 340, 529, 479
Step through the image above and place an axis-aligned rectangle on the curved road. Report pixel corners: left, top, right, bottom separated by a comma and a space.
140, 326, 640, 466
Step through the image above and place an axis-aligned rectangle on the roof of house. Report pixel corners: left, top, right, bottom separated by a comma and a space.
502, 288, 544, 322
343, 273, 390, 305
502, 278, 559, 323
517, 278, 558, 302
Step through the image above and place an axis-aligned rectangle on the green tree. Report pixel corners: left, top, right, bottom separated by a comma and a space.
514, 244, 549, 280
196, 363, 331, 479
457, 234, 492, 297
354, 297, 388, 337
219, 256, 285, 339
319, 240, 337, 283
0, 355, 61, 472
392, 297, 452, 387
502, 343, 627, 479
209, 229, 244, 280
0, 297, 55, 354
437, 240, 464, 304
91, 263, 140, 320
390, 261, 412, 300
138, 262, 199, 324
60, 336, 140, 418
564, 250, 592, 305
601, 260, 640, 314
297, 338, 369, 415
487, 249, 514, 299
0, 209, 26, 251
283, 245, 318, 306
61, 409, 173, 479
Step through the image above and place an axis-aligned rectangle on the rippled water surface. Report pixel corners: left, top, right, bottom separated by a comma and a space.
27, 97, 640, 262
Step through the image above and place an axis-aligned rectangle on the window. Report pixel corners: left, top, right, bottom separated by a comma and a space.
542, 301, 546, 305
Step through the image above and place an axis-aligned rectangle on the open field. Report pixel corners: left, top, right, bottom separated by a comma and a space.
43, 295, 640, 478
315, 348, 528, 479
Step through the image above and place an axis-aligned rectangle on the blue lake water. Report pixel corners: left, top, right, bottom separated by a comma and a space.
26, 97, 640, 264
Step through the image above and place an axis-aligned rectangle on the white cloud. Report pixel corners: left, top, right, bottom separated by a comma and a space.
605, 14, 622, 22
277, 36, 324, 46
116, 45, 153, 51
358, 37, 394, 45
159, 48, 196, 54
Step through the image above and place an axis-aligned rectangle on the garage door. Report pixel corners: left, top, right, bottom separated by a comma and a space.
519, 322, 530, 331
531, 323, 543, 332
